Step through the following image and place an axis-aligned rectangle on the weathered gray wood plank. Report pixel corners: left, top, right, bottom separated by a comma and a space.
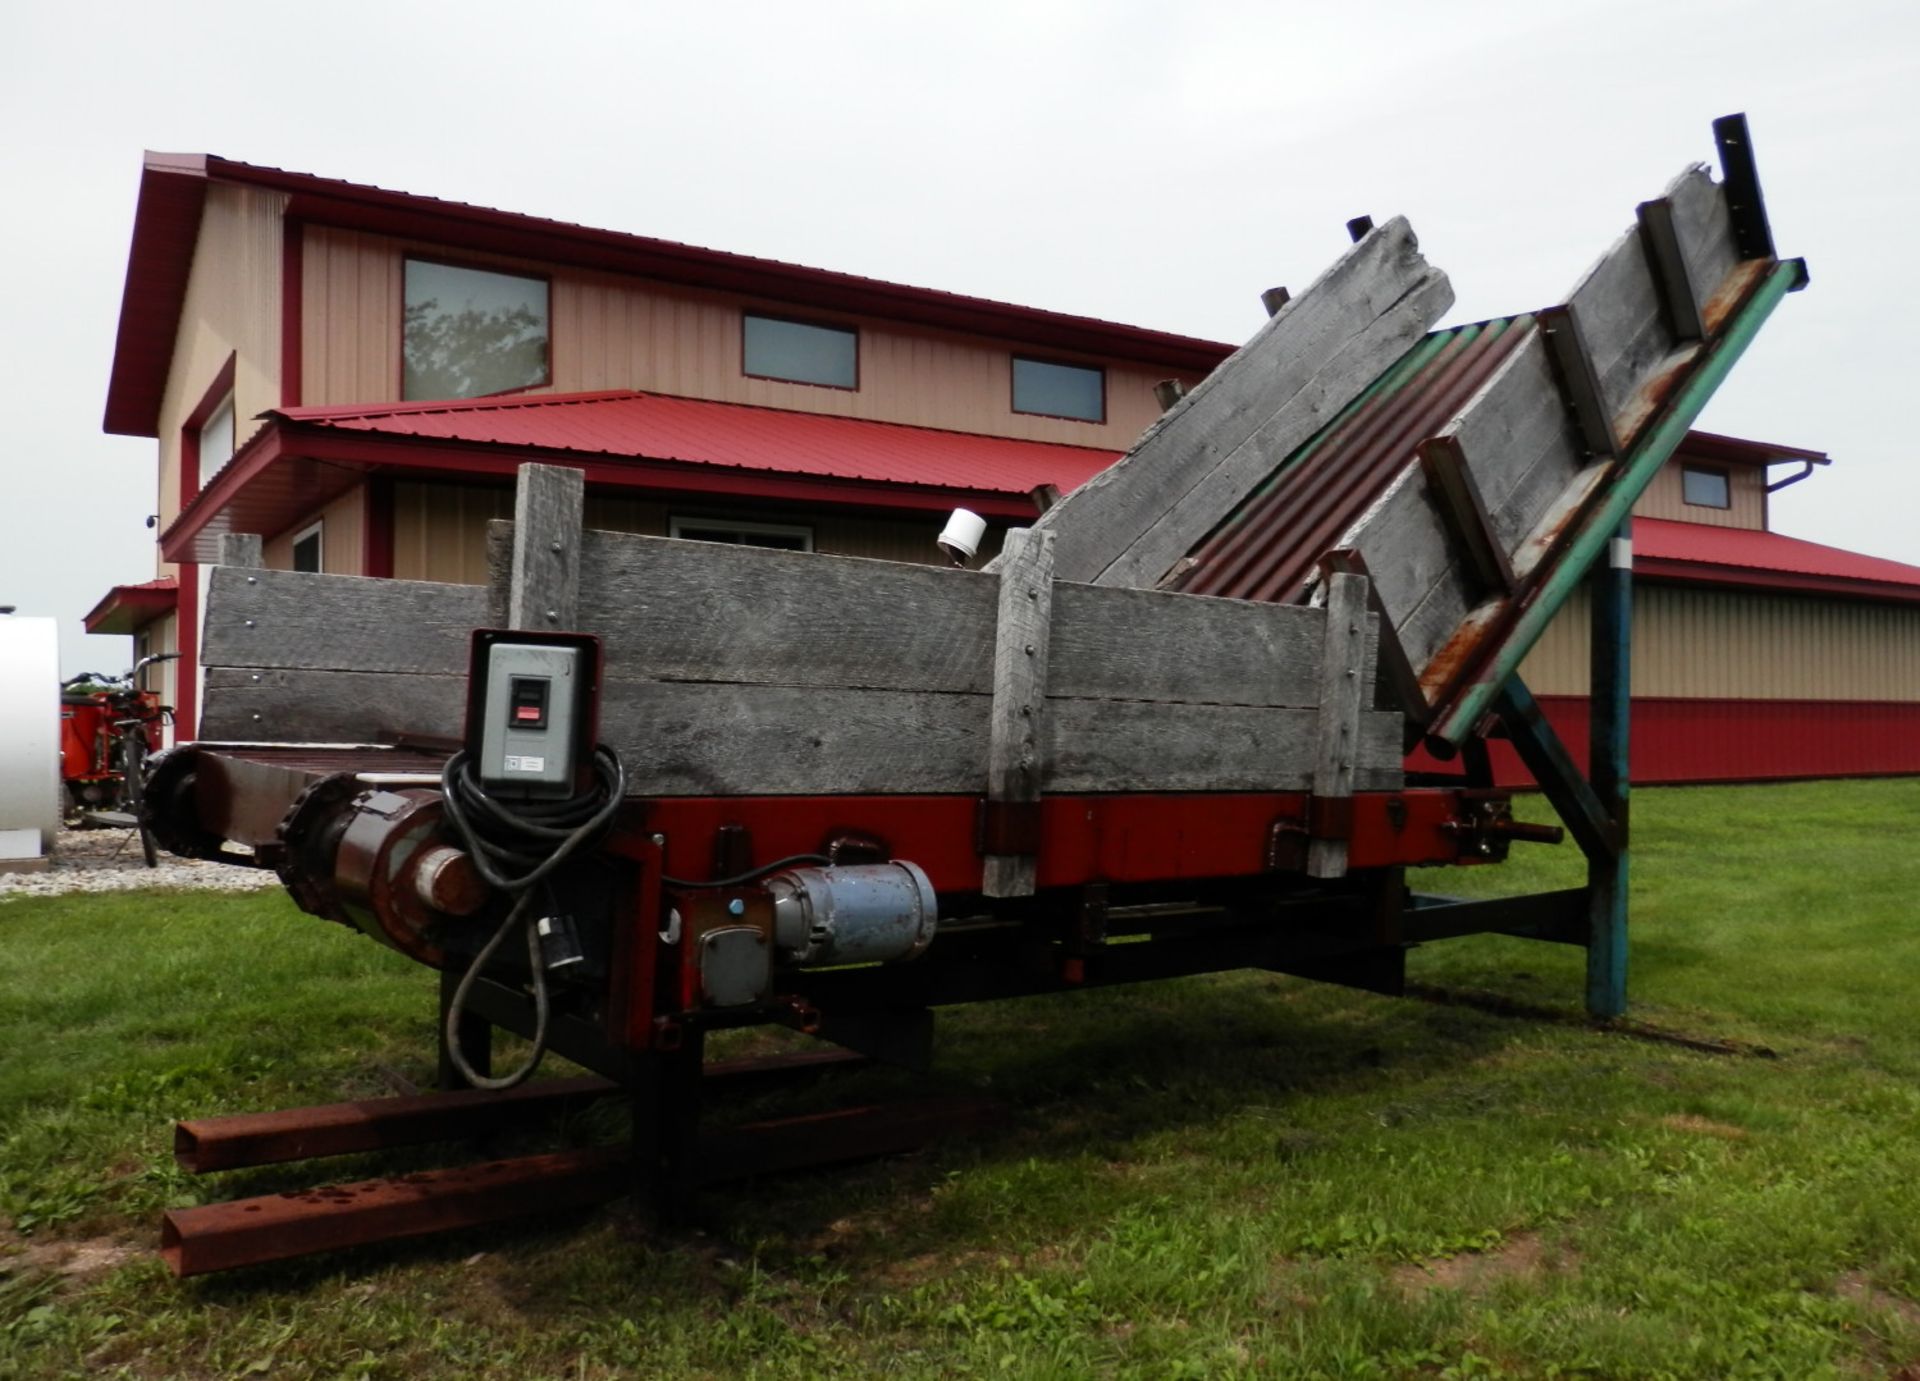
508, 463, 585, 630
200, 666, 1404, 797
217, 533, 264, 569
983, 529, 1055, 897
1307, 572, 1371, 878
1665, 163, 1742, 328
486, 523, 1331, 707
1043, 701, 1402, 795
490, 522, 1000, 694
1018, 217, 1452, 586
1049, 585, 1324, 708
201, 567, 487, 674
200, 668, 465, 742
1098, 268, 1453, 592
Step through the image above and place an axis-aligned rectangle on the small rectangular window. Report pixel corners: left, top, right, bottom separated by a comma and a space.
200, 395, 235, 483
669, 516, 813, 552
404, 259, 550, 401
291, 522, 324, 573
1012, 357, 1104, 423
742, 314, 857, 390
1681, 465, 1731, 509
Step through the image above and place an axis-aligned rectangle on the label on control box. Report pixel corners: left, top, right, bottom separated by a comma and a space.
503, 754, 547, 773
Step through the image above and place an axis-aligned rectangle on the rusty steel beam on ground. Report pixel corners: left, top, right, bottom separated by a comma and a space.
161, 1146, 629, 1278
174, 1049, 871, 1174
161, 1088, 996, 1277
173, 1076, 619, 1173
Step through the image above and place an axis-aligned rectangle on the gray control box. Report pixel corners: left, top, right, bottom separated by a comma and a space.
476, 642, 583, 797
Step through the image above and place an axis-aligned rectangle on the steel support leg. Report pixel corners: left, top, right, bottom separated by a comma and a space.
633, 1031, 706, 1224
1586, 519, 1632, 1018
436, 967, 492, 1091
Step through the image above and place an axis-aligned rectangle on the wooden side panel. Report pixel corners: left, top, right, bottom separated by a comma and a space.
1342, 161, 1758, 685
202, 566, 486, 674
201, 522, 1401, 793
156, 184, 284, 533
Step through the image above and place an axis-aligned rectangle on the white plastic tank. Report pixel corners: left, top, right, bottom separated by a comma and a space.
0, 617, 62, 856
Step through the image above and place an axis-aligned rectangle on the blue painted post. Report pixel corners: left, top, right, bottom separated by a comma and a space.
1586, 517, 1633, 1017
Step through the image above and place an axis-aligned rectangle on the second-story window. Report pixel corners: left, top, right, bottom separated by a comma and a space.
199, 393, 235, 484
743, 314, 857, 390
1012, 356, 1105, 423
403, 259, 550, 401
1682, 465, 1731, 509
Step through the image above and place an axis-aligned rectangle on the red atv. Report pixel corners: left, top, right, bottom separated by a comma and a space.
59, 653, 178, 866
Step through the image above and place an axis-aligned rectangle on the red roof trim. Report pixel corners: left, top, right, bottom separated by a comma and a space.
1637, 559, 1920, 606
83, 576, 179, 635
157, 395, 1111, 563
103, 155, 212, 437
1676, 430, 1830, 468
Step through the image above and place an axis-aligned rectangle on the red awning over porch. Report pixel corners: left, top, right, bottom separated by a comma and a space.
160, 390, 1122, 563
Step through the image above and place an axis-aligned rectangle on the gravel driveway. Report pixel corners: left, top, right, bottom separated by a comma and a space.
0, 828, 283, 901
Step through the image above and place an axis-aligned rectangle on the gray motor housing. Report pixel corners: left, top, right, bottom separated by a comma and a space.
767, 861, 938, 967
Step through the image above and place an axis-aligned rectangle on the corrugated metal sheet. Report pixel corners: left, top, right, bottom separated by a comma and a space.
1519, 583, 1920, 702
1412, 696, 1920, 785
1637, 517, 1920, 590
281, 390, 1120, 497
82, 577, 179, 635
1170, 315, 1535, 602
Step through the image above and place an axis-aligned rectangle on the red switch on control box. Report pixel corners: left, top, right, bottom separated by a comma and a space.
508, 676, 549, 730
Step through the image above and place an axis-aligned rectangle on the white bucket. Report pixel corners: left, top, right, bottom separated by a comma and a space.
936, 508, 988, 565
0, 618, 61, 853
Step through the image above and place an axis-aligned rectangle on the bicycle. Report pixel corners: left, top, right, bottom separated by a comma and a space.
59, 652, 179, 867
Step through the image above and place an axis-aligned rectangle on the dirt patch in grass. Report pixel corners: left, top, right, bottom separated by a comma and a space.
4, 1230, 140, 1280
1391, 1233, 1566, 1297
1837, 1272, 1920, 1330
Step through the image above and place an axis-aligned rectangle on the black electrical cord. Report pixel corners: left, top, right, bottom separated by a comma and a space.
661, 854, 831, 889
438, 744, 626, 1090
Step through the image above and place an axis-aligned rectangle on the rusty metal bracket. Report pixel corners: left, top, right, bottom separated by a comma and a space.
975, 798, 1042, 859
1267, 795, 1357, 872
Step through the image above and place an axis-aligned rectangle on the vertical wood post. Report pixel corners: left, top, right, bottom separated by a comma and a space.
216, 533, 264, 569
1307, 571, 1370, 879
508, 463, 586, 630
983, 528, 1055, 898
1586, 519, 1632, 1018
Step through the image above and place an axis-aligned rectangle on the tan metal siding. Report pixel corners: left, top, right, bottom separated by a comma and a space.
264, 487, 365, 575
1519, 584, 1920, 702
155, 184, 284, 540
1632, 462, 1765, 529
393, 481, 1011, 583
301, 227, 1179, 449
302, 226, 404, 407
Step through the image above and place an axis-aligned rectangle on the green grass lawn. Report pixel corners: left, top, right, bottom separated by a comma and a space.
5, 779, 1920, 1379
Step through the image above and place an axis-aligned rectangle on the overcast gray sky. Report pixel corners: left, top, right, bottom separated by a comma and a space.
3, 0, 1913, 675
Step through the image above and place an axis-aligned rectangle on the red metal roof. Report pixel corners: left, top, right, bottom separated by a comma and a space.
161, 391, 1121, 563
280, 390, 1120, 494
105, 152, 1236, 438
1635, 517, 1920, 602
83, 576, 178, 635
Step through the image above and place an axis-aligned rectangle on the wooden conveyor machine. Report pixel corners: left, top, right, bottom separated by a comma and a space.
144, 116, 1803, 1274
